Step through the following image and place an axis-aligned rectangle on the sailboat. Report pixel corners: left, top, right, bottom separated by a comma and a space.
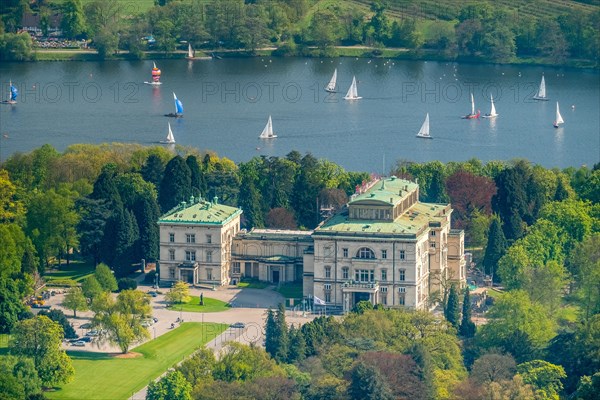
343, 76, 362, 100
144, 62, 162, 85
553, 102, 564, 128
482, 94, 498, 118
165, 92, 184, 118
186, 43, 195, 60
325, 69, 337, 93
259, 116, 277, 139
160, 122, 176, 144
1, 81, 17, 104
462, 92, 480, 119
533, 75, 548, 101
416, 113, 432, 139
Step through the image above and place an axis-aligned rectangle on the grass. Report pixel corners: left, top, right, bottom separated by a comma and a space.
44, 260, 95, 284
46, 322, 226, 400
51, 0, 155, 14
237, 280, 270, 289
0, 334, 10, 356
167, 296, 230, 313
276, 282, 303, 299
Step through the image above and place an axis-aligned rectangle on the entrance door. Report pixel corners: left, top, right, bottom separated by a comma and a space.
354, 292, 370, 305
272, 270, 280, 284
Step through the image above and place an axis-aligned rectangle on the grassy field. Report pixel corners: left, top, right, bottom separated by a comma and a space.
276, 282, 303, 299
237, 280, 270, 289
167, 296, 230, 313
44, 260, 95, 285
51, 0, 155, 14
47, 322, 226, 400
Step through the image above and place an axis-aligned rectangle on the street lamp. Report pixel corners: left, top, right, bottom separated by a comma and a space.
152, 326, 156, 340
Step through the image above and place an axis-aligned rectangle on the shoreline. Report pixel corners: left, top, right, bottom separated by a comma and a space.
21, 47, 600, 70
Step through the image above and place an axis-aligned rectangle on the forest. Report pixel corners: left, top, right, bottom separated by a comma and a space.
0, 142, 599, 398
0, 0, 598, 66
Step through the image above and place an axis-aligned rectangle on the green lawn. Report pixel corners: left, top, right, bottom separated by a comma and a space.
237, 280, 270, 289
0, 334, 10, 356
47, 322, 226, 400
44, 260, 95, 285
167, 296, 230, 313
276, 282, 303, 299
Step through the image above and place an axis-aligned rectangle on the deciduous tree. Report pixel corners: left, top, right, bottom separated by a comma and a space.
165, 281, 190, 304
62, 286, 88, 317
95, 263, 117, 292
146, 370, 192, 400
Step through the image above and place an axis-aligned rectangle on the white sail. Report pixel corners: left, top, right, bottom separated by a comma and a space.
325, 69, 337, 92
416, 113, 431, 139
483, 94, 498, 118
259, 116, 277, 139
534, 75, 547, 100
555, 102, 564, 125
162, 122, 175, 144
187, 43, 194, 58
344, 76, 362, 100
471, 92, 475, 115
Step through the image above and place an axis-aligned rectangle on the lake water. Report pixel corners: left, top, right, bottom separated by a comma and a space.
1, 57, 599, 172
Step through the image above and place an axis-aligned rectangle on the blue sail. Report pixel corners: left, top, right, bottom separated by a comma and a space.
175, 98, 183, 114
10, 84, 18, 101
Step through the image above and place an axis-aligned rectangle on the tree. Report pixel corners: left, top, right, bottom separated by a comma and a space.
0, 277, 28, 333
352, 300, 374, 314
112, 208, 139, 277
264, 308, 277, 359
141, 154, 166, 189
360, 352, 425, 400
10, 316, 74, 387
517, 360, 566, 400
0, 372, 25, 400
186, 155, 206, 197
81, 275, 103, 301
576, 373, 600, 400
0, 169, 24, 223
445, 284, 460, 329
176, 348, 216, 387
275, 303, 289, 362
568, 234, 600, 319
76, 198, 110, 266
287, 325, 306, 363
460, 289, 476, 337
95, 263, 117, 292
0, 355, 42, 399
265, 208, 297, 230
146, 370, 192, 400
213, 342, 284, 382
62, 286, 88, 317
238, 164, 264, 228
445, 170, 496, 230
406, 342, 435, 399
471, 352, 516, 385
60, 0, 86, 39
38, 309, 77, 339
159, 156, 192, 212
348, 361, 393, 400
93, 290, 151, 353
165, 281, 190, 304
118, 278, 137, 291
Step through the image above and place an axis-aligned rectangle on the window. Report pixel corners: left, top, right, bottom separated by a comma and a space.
324, 284, 331, 290
325, 266, 331, 278
169, 268, 175, 279
399, 250, 405, 260
399, 269, 406, 281
324, 246, 332, 256
430, 242, 436, 248
206, 234, 212, 244
169, 233, 175, 243
206, 269, 213, 280
206, 250, 213, 263
186, 233, 196, 243
355, 269, 374, 282
380, 287, 388, 305
357, 247, 375, 259
430, 230, 436, 236
381, 249, 387, 259
325, 292, 331, 302
399, 293, 405, 305
342, 267, 349, 280
232, 262, 240, 274
381, 269, 387, 281
342, 248, 348, 257
185, 251, 196, 261
169, 249, 175, 261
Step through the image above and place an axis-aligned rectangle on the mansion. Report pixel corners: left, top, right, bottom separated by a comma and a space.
158, 177, 466, 311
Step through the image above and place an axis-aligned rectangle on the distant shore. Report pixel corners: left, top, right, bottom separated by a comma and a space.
26, 46, 600, 70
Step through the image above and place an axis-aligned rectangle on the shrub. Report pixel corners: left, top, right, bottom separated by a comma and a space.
117, 278, 137, 292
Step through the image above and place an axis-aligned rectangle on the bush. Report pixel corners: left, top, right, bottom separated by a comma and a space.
117, 278, 138, 292
144, 270, 156, 284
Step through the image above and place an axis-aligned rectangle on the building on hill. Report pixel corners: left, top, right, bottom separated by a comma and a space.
157, 196, 242, 286
157, 177, 465, 311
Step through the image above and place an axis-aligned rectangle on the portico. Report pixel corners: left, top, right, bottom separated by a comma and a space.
341, 281, 380, 312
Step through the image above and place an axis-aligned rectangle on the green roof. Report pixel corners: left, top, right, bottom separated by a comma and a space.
350, 177, 418, 206
314, 202, 449, 238
159, 199, 242, 225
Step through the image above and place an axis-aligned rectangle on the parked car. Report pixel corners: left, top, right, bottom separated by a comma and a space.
79, 323, 92, 329
79, 336, 93, 343
85, 330, 99, 336
147, 291, 158, 297
230, 322, 246, 329
71, 341, 86, 347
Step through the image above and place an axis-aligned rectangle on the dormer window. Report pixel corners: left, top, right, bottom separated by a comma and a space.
357, 247, 375, 259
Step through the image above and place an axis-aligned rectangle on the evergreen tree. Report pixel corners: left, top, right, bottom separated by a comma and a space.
287, 324, 306, 363
349, 361, 393, 400
492, 164, 528, 240
133, 196, 160, 262
290, 154, 321, 229
554, 176, 569, 201
483, 217, 507, 280
141, 154, 165, 189
445, 284, 460, 329
459, 289, 476, 337
76, 198, 110, 266
238, 167, 264, 228
406, 343, 435, 399
113, 208, 139, 277
186, 155, 206, 197
264, 308, 277, 358
275, 303, 289, 362
91, 163, 122, 205
158, 156, 192, 213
